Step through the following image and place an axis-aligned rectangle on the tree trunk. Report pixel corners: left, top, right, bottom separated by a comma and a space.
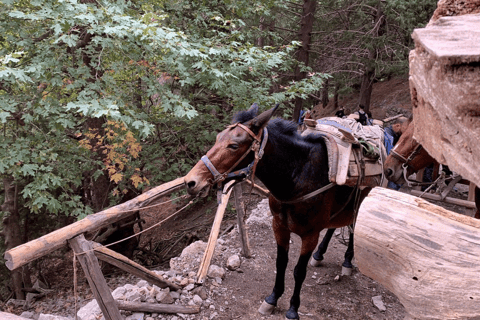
1, 176, 25, 299
321, 78, 329, 108
293, 0, 317, 122
333, 82, 339, 109
357, 0, 385, 114
257, 16, 265, 47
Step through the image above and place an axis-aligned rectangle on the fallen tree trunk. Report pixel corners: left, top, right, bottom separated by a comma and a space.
4, 177, 185, 271
117, 301, 200, 314
355, 187, 480, 320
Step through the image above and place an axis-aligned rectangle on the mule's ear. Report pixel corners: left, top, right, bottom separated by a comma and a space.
248, 104, 279, 132
248, 103, 259, 115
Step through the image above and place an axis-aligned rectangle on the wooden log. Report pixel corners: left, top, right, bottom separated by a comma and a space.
0, 312, 32, 320
68, 235, 122, 320
409, 14, 480, 187
91, 242, 181, 291
410, 189, 476, 209
233, 183, 251, 258
244, 179, 270, 198
355, 187, 480, 320
5, 177, 185, 271
196, 180, 235, 284
117, 301, 200, 314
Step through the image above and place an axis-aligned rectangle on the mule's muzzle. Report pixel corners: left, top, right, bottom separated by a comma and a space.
184, 178, 210, 197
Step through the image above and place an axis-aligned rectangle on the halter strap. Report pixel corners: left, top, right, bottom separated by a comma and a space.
201, 123, 267, 188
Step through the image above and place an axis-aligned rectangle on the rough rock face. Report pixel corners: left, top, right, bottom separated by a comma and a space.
429, 0, 480, 25
409, 11, 480, 187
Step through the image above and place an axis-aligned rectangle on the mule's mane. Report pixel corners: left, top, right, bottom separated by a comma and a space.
232, 109, 324, 153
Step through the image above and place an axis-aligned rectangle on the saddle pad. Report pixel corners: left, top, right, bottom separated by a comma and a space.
304, 117, 387, 186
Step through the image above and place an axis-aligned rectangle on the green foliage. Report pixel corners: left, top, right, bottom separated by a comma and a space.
0, 0, 326, 231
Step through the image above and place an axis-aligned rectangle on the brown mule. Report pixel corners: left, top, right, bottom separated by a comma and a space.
185, 104, 379, 319
384, 119, 480, 219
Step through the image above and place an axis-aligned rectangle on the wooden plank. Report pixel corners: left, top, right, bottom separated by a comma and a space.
0, 312, 32, 320
196, 181, 235, 284
355, 187, 480, 320
91, 242, 181, 291
69, 235, 122, 320
117, 301, 200, 314
5, 177, 185, 271
233, 183, 251, 258
410, 189, 476, 209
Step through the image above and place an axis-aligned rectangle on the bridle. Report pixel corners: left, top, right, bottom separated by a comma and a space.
200, 122, 268, 190
390, 143, 430, 187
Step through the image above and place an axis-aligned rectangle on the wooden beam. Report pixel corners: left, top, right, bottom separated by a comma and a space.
5, 177, 185, 271
196, 181, 235, 284
410, 189, 476, 209
91, 242, 181, 291
69, 235, 122, 320
244, 179, 271, 198
117, 301, 200, 314
355, 187, 480, 320
233, 183, 251, 258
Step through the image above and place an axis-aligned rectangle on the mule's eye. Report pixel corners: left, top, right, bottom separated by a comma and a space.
227, 144, 239, 150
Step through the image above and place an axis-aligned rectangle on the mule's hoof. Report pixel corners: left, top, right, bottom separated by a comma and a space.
258, 300, 276, 315
341, 266, 352, 276
309, 257, 322, 267
285, 307, 299, 320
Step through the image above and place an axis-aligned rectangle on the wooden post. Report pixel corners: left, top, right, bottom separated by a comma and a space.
413, 168, 425, 191
68, 235, 122, 320
466, 182, 477, 217
117, 301, 200, 314
91, 242, 181, 291
233, 183, 251, 258
196, 181, 235, 284
5, 177, 185, 271
355, 187, 480, 320
410, 189, 476, 209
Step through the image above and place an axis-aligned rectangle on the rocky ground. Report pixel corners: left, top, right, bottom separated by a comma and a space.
9, 192, 411, 320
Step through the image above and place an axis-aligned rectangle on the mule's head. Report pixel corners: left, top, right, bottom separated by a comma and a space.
384, 120, 435, 185
184, 104, 278, 197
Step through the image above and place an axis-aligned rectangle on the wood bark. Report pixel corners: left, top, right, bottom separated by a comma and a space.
116, 301, 200, 314
409, 14, 480, 187
233, 183, 251, 258
293, 0, 317, 122
196, 181, 235, 284
4, 177, 184, 271
1, 176, 25, 299
117, 301, 200, 314
355, 187, 480, 320
91, 242, 181, 290
357, 0, 385, 113
69, 234, 122, 320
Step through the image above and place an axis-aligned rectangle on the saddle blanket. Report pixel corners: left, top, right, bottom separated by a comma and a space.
303, 117, 387, 186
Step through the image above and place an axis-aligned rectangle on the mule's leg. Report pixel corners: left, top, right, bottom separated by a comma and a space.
285, 233, 319, 320
310, 228, 335, 267
259, 222, 290, 315
341, 228, 354, 276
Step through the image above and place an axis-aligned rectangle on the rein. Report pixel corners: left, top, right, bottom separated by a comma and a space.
390, 144, 431, 187
201, 123, 267, 190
